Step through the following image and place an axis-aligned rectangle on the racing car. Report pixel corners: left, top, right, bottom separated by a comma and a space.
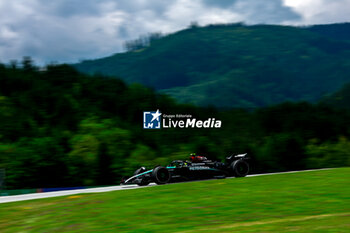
121, 153, 250, 186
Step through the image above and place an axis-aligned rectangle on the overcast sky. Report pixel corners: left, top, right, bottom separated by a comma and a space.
1, 0, 349, 64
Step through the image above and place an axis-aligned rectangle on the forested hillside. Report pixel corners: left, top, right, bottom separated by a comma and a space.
74, 23, 350, 108
0, 60, 350, 189
306, 23, 350, 41
321, 82, 350, 109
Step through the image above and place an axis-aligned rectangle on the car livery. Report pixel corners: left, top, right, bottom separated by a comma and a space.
121, 153, 250, 186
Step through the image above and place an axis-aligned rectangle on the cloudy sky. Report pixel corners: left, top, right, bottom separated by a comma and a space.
1, 0, 350, 64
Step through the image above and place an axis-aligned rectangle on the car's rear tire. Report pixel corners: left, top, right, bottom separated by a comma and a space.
152, 166, 170, 185
231, 160, 249, 177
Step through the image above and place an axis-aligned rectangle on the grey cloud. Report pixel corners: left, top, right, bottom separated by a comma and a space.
0, 0, 348, 64
38, 0, 111, 17
118, 25, 131, 38
237, 0, 300, 23
203, 0, 300, 24
114, 0, 170, 14
0, 0, 179, 64
202, 0, 237, 8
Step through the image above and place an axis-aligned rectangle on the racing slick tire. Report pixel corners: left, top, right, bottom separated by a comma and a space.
152, 166, 170, 185
231, 160, 249, 177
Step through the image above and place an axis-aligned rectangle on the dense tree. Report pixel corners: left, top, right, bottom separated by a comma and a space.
305, 137, 350, 168
0, 62, 349, 189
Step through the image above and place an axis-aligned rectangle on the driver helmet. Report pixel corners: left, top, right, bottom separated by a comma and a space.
190, 153, 207, 162
189, 153, 196, 161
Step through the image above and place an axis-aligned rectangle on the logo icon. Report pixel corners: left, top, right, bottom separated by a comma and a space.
143, 110, 162, 129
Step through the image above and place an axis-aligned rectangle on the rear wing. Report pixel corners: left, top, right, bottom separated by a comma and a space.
234, 153, 247, 158
226, 153, 249, 163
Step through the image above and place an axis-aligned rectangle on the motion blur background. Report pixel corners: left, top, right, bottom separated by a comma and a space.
1, 0, 350, 191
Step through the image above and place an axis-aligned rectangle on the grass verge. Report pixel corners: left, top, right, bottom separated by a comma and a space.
0, 168, 349, 232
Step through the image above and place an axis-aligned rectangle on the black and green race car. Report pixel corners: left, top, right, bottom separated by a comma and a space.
120, 153, 250, 186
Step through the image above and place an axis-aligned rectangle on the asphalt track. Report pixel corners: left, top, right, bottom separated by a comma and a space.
0, 168, 331, 204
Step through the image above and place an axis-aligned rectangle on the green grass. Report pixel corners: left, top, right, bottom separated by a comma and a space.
1, 168, 349, 232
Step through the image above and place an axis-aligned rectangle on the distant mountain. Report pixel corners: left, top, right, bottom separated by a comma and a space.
74, 23, 350, 108
306, 23, 350, 41
321, 82, 350, 109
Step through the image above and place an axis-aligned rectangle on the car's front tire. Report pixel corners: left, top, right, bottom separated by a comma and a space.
152, 166, 170, 185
